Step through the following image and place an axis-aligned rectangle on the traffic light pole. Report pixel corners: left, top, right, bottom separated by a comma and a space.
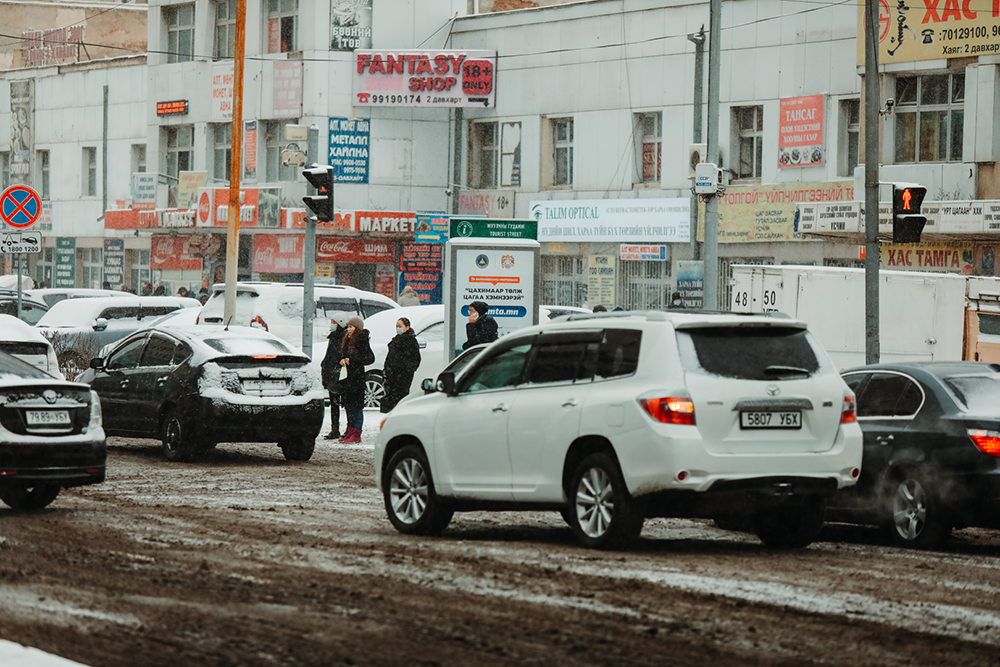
864, 0, 880, 365
301, 125, 320, 358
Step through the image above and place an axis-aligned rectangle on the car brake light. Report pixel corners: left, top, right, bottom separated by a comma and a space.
841, 395, 856, 424
639, 397, 695, 425
253, 355, 277, 359
968, 429, 1000, 457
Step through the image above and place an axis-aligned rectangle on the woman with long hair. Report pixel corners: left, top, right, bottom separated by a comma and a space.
381, 317, 421, 414
337, 316, 375, 443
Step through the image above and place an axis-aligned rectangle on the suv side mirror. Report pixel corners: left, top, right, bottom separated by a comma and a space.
435, 371, 456, 396
421, 378, 434, 393
93, 317, 108, 332
417, 339, 427, 349
89, 358, 105, 370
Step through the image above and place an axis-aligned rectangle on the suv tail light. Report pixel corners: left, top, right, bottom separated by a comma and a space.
841, 395, 856, 424
639, 397, 695, 425
968, 429, 1000, 457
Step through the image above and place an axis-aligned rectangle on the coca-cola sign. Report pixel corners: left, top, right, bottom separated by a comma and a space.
315, 237, 393, 263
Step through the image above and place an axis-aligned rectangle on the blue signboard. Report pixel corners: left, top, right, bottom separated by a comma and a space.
328, 117, 370, 184
415, 213, 449, 243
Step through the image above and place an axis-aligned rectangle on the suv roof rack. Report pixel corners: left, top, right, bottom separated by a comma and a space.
558, 309, 792, 323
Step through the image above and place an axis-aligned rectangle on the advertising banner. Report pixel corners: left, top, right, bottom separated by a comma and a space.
195, 187, 281, 227
587, 255, 616, 310
620, 244, 667, 261
151, 235, 202, 271
243, 120, 257, 181
211, 61, 235, 121
271, 60, 303, 118
315, 237, 393, 263
9, 80, 33, 185
331, 0, 373, 51
329, 117, 370, 183
458, 189, 514, 218
857, 0, 1000, 64
880, 243, 974, 274
131, 173, 157, 210
675, 260, 705, 308
778, 95, 824, 168
55, 237, 75, 287
531, 198, 690, 243
450, 218, 536, 240
178, 171, 207, 209
352, 49, 497, 108
398, 270, 442, 305
102, 239, 125, 289
415, 213, 450, 243
253, 234, 304, 273
708, 182, 855, 243
400, 243, 443, 271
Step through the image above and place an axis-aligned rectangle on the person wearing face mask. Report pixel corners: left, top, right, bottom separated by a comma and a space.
319, 314, 349, 439
668, 291, 685, 309
337, 316, 375, 443
462, 300, 498, 350
380, 317, 422, 414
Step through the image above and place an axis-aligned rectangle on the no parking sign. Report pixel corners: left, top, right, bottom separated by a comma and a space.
0, 185, 42, 229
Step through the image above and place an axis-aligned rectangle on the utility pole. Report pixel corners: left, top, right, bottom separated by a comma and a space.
864, 0, 880, 363
703, 0, 722, 309
223, 0, 247, 326
687, 26, 705, 262
301, 124, 320, 358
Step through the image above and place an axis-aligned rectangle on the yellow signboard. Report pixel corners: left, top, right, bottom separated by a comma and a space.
588, 255, 616, 309
857, 0, 1000, 65
880, 242, 974, 273
700, 182, 856, 243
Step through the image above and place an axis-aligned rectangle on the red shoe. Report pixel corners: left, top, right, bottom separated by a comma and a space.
337, 427, 353, 443
341, 427, 361, 443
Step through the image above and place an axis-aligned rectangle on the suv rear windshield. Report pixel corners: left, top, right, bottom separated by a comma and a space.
678, 326, 820, 380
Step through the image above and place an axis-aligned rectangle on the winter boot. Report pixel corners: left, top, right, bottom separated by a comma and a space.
338, 426, 354, 443
324, 428, 340, 440
341, 427, 361, 444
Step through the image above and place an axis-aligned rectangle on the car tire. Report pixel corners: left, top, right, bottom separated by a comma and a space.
161, 409, 194, 462
883, 469, 951, 550
753, 498, 825, 548
364, 371, 385, 410
383, 445, 453, 536
280, 435, 316, 462
567, 453, 643, 550
0, 483, 61, 511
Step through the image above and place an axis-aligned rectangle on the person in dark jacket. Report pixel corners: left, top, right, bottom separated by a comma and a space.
319, 314, 349, 439
668, 291, 685, 309
381, 317, 421, 414
463, 300, 498, 350
337, 316, 375, 443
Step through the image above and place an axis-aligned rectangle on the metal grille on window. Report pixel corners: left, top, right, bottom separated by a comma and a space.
720, 257, 773, 311
619, 260, 671, 310
542, 256, 585, 306
894, 74, 964, 163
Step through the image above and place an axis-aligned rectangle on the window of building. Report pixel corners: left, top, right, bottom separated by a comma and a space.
34, 246, 54, 288
83, 147, 97, 196
1, 152, 9, 190
81, 247, 102, 288
553, 118, 574, 186
130, 249, 151, 294
166, 4, 195, 64
165, 126, 193, 208
132, 144, 147, 174
38, 150, 49, 199
894, 73, 964, 163
840, 99, 860, 177
635, 112, 662, 183
734, 106, 763, 179
213, 123, 232, 183
471, 122, 498, 189
265, 119, 300, 183
214, 0, 236, 60
267, 0, 298, 53
542, 255, 586, 306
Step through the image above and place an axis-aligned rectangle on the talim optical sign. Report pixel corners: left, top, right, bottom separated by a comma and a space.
353, 50, 496, 108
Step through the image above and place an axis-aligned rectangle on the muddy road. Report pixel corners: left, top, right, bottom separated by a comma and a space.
2, 423, 1000, 666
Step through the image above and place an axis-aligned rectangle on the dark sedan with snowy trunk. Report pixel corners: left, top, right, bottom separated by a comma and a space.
79, 326, 325, 462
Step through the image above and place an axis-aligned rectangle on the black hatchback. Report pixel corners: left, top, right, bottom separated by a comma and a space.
79, 325, 325, 462
829, 362, 1000, 549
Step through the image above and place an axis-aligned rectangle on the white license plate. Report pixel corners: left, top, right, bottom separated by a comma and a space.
26, 410, 71, 426
740, 411, 801, 429
242, 379, 286, 391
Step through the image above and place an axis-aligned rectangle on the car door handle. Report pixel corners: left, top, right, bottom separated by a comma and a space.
492, 404, 508, 413
562, 399, 579, 407
119, 379, 129, 388
156, 377, 168, 385
876, 435, 894, 444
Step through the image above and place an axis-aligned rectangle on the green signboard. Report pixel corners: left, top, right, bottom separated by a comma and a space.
55, 237, 75, 287
449, 218, 537, 240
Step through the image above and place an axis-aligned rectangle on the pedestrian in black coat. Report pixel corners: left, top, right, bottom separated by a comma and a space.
337, 316, 375, 443
319, 314, 348, 439
381, 317, 421, 414
463, 300, 498, 350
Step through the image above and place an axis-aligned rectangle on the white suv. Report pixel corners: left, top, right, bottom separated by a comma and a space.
374, 311, 863, 550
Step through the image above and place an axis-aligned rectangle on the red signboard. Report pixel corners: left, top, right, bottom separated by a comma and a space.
778, 95, 825, 168
400, 243, 442, 271
254, 234, 304, 273
105, 209, 157, 229
355, 210, 417, 237
316, 237, 393, 263
151, 235, 203, 271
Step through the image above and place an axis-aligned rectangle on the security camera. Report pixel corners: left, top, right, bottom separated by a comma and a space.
884, 98, 895, 115
444, 188, 453, 197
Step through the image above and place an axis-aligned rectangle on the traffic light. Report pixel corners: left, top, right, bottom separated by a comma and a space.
302, 164, 334, 222
892, 184, 927, 244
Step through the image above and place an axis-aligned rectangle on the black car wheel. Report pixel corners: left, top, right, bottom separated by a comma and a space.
280, 435, 316, 461
753, 498, 825, 548
383, 445, 453, 535
884, 469, 951, 549
568, 453, 643, 550
365, 371, 385, 410
0, 483, 61, 511
161, 409, 194, 462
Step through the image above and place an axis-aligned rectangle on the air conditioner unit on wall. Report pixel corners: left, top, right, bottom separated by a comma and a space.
688, 144, 707, 178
